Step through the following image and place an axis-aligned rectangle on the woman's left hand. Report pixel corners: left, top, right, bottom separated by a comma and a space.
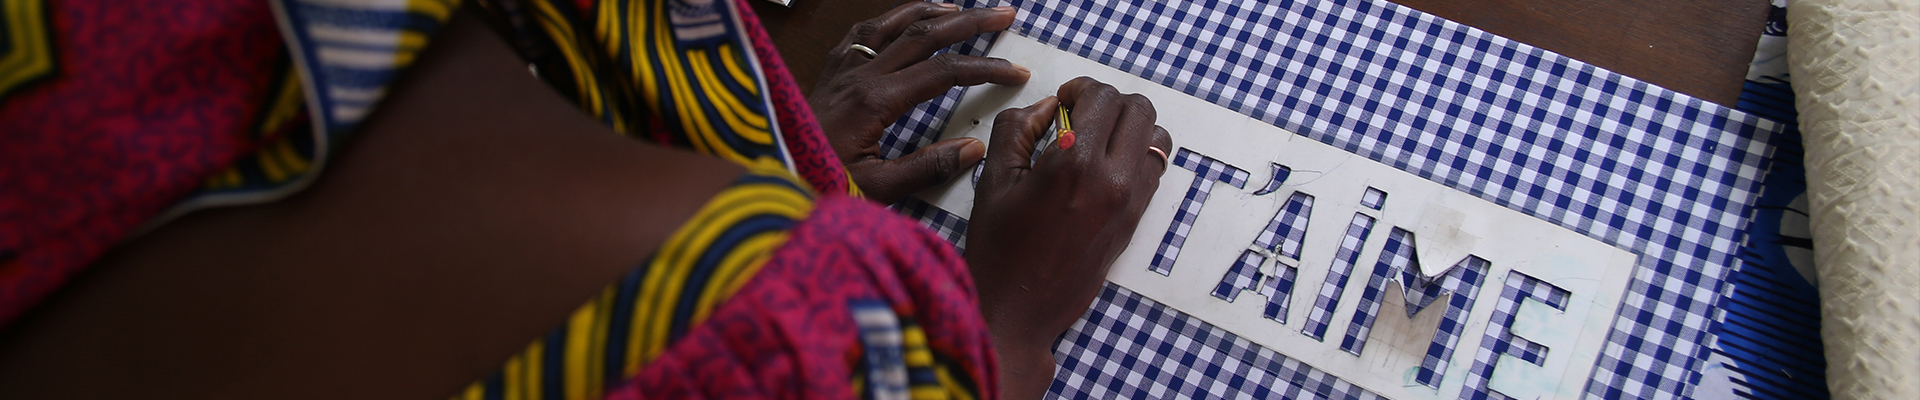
809, 3, 1031, 204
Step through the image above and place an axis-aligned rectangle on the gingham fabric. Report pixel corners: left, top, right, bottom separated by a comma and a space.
892, 0, 1781, 398
1339, 228, 1490, 388
1460, 272, 1573, 400
1210, 191, 1313, 318
1267, 193, 1314, 260
1212, 250, 1267, 302
1150, 148, 1252, 276
1359, 187, 1387, 210
1303, 213, 1379, 343
1057, 284, 1388, 400
1260, 260, 1299, 322
894, 197, 969, 252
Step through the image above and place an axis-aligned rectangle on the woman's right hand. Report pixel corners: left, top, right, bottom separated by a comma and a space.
963, 77, 1172, 399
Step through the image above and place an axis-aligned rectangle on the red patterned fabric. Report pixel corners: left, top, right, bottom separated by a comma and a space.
732, 0, 851, 196
0, 0, 290, 327
608, 195, 996, 399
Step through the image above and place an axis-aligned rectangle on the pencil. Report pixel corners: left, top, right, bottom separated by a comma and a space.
1056, 104, 1076, 149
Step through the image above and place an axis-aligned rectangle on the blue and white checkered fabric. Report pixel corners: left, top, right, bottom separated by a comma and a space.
893, 197, 969, 251
1340, 230, 1488, 384
1266, 193, 1314, 259
894, 0, 1780, 398
1210, 191, 1315, 320
1460, 272, 1572, 399
1303, 213, 1376, 341
1056, 284, 1388, 399
1260, 260, 1299, 322
1359, 187, 1387, 210
1212, 250, 1268, 302
1150, 148, 1251, 276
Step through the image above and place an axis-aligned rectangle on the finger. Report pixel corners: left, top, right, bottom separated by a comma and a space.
868, 6, 1018, 72
1053, 77, 1124, 162
1146, 125, 1174, 175
1114, 125, 1174, 222
982, 96, 1060, 192
857, 137, 987, 204
1132, 125, 1174, 202
1104, 93, 1158, 157
832, 2, 959, 65
866, 54, 1030, 120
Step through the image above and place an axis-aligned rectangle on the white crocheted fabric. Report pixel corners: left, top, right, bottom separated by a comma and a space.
1790, 0, 1920, 398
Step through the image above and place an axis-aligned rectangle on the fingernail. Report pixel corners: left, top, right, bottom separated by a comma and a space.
1012, 63, 1031, 77
993, 6, 1016, 12
936, 3, 959, 9
958, 138, 987, 163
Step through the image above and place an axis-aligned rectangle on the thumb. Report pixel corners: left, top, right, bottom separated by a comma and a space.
860, 137, 987, 204
978, 96, 1059, 195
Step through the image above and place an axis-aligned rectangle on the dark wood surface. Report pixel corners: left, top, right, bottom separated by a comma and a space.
748, 0, 1769, 107
1387, 0, 1769, 107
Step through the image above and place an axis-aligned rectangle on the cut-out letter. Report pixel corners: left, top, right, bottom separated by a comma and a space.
1212, 192, 1313, 322
1252, 163, 1293, 196
1302, 213, 1378, 340
1339, 228, 1489, 390
1150, 148, 1250, 276
1460, 271, 1570, 397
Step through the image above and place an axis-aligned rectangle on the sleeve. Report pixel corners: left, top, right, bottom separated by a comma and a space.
471, 0, 859, 197
608, 194, 997, 400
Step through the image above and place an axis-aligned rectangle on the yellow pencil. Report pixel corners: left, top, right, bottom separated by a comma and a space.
1055, 104, 1076, 149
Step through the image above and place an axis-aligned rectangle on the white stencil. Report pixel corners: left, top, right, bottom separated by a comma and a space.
918, 35, 1637, 399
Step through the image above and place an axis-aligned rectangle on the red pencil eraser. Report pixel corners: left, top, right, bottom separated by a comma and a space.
1057, 131, 1076, 149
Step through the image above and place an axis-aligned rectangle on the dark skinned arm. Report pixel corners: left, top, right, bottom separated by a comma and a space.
808, 4, 1174, 398
0, 6, 742, 399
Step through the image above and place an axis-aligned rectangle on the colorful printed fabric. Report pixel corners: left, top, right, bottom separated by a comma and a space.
454, 173, 994, 400
451, 161, 993, 400
442, 0, 983, 397
1707, 0, 1829, 398
4, 0, 985, 399
612, 195, 992, 400
474, 0, 853, 195
452, 160, 818, 400
0, 0, 850, 330
0, 0, 313, 327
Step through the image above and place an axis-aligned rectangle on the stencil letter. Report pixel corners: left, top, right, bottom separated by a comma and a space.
1460, 272, 1571, 397
1252, 163, 1293, 196
1340, 228, 1490, 391
1150, 148, 1250, 275
1302, 213, 1379, 340
1213, 191, 1313, 323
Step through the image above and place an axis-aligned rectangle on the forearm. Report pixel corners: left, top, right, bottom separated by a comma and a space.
989, 331, 1058, 400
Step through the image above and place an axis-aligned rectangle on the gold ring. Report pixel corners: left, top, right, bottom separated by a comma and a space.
1148, 146, 1169, 166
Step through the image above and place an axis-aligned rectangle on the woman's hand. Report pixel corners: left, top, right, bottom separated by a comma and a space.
809, 2, 1030, 204
965, 77, 1173, 399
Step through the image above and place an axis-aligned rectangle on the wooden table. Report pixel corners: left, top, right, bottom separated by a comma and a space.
748, 0, 1769, 108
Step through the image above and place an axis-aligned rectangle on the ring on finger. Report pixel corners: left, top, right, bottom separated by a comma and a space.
849, 43, 879, 59
1147, 146, 1170, 167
